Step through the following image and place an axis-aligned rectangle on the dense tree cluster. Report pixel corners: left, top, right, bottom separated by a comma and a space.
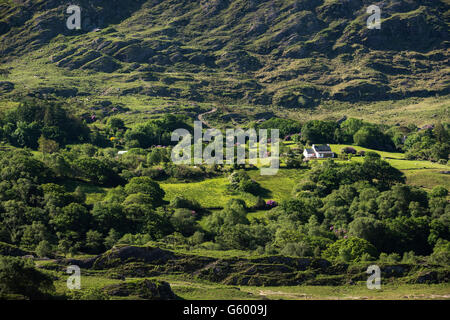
123, 114, 191, 149
0, 99, 90, 148
300, 118, 395, 151
256, 118, 302, 137
195, 158, 449, 263
0, 150, 174, 255
403, 123, 450, 162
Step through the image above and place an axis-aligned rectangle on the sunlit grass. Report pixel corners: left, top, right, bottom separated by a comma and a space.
161, 177, 256, 209
405, 169, 450, 190
329, 144, 405, 159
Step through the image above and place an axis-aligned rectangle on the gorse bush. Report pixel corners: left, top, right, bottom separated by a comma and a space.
323, 237, 378, 262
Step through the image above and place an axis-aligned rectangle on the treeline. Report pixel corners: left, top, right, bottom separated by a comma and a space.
0, 100, 90, 148
2, 100, 448, 164
403, 123, 449, 162
0, 99, 191, 150
254, 117, 449, 162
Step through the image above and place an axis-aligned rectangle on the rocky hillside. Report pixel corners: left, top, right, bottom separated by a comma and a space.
46, 245, 450, 287
0, 0, 449, 113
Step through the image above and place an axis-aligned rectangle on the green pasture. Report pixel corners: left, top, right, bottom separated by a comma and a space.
404, 170, 450, 190
329, 144, 405, 159
161, 177, 256, 209
161, 168, 305, 209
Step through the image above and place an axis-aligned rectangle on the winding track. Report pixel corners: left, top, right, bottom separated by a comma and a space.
197, 107, 217, 128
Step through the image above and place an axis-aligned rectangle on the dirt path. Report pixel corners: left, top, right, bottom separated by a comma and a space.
256, 290, 450, 300
197, 107, 217, 128
258, 290, 311, 300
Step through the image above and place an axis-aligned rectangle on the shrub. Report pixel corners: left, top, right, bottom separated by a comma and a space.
124, 177, 165, 207
379, 252, 401, 263
167, 165, 205, 180
169, 196, 201, 210
170, 209, 198, 237
67, 288, 110, 300
252, 197, 267, 210
36, 240, 52, 258
85, 230, 104, 254
189, 231, 205, 245
0, 256, 55, 299
104, 229, 121, 249
323, 237, 378, 262
430, 186, 448, 198
228, 171, 261, 195
429, 239, 450, 265
341, 147, 357, 154
117, 233, 152, 246
280, 242, 312, 257
141, 167, 167, 180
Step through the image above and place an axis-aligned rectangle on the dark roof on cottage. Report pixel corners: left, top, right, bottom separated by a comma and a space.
305, 148, 315, 154
313, 144, 332, 152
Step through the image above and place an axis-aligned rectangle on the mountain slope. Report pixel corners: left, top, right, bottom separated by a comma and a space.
0, 0, 449, 125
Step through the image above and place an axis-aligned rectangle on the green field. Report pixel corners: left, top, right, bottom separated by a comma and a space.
329, 144, 450, 190
405, 170, 450, 190
329, 144, 406, 159
71, 144, 448, 210
161, 168, 306, 209
162, 177, 254, 209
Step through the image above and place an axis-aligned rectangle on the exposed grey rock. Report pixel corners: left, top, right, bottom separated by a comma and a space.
81, 55, 121, 73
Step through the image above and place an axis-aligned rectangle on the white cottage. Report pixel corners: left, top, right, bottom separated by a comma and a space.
303, 144, 334, 159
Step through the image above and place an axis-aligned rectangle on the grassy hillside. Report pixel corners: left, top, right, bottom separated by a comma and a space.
0, 0, 449, 126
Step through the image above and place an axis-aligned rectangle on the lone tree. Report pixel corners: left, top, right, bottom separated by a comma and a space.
38, 136, 59, 155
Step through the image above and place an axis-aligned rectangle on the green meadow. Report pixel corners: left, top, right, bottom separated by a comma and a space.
161, 168, 306, 209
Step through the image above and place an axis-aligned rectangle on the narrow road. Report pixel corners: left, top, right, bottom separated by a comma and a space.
197, 107, 217, 128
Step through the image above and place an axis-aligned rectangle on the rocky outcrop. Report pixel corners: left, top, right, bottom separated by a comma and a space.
103, 279, 177, 300
92, 246, 179, 269
330, 80, 391, 102
82, 56, 121, 73
46, 245, 450, 287
0, 81, 14, 94
216, 51, 262, 72
113, 43, 155, 63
